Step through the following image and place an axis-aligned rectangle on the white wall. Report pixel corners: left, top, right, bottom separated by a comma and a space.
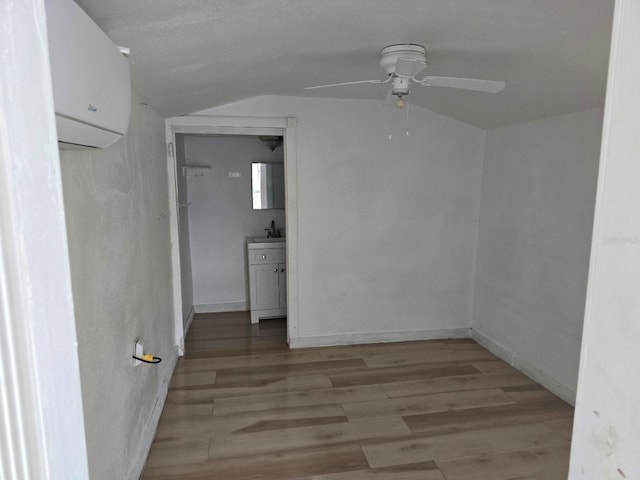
194, 96, 485, 345
473, 108, 603, 403
570, 0, 640, 477
59, 96, 176, 480
175, 134, 194, 325
181, 135, 285, 310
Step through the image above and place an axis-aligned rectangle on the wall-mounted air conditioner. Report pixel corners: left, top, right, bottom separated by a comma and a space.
45, 0, 131, 149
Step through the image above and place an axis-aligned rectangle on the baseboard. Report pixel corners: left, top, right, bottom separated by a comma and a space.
289, 327, 472, 349
127, 346, 179, 480
183, 305, 195, 336
194, 302, 248, 314
471, 329, 576, 405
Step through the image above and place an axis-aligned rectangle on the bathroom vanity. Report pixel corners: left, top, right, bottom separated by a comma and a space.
247, 238, 286, 324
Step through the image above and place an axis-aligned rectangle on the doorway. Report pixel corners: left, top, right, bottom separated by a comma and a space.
166, 116, 299, 355
181, 312, 287, 358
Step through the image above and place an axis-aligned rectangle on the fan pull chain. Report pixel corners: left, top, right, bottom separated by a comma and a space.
405, 103, 410, 136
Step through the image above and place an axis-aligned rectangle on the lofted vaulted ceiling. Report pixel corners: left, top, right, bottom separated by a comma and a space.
75, 0, 614, 129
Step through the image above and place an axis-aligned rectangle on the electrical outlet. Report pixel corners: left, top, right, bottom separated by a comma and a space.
133, 338, 144, 366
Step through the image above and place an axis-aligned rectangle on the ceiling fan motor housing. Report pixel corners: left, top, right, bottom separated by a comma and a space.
379, 44, 427, 75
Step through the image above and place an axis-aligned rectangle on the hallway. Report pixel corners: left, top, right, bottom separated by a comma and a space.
183, 312, 288, 359
142, 313, 573, 479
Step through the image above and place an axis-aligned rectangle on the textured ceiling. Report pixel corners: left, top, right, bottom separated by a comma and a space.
75, 0, 614, 129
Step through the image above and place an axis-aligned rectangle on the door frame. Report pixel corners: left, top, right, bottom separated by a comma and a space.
0, 0, 89, 476
165, 115, 299, 352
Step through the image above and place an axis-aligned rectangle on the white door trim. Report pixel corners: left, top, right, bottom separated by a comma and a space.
165, 115, 300, 346
165, 121, 185, 355
0, 0, 89, 476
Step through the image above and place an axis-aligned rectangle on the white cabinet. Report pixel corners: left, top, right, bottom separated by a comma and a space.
247, 241, 286, 324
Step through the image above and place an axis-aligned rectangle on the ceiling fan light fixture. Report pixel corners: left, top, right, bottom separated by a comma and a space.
391, 76, 410, 96
258, 136, 283, 151
396, 96, 405, 108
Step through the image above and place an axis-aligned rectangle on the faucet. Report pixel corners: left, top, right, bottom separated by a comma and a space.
265, 220, 279, 238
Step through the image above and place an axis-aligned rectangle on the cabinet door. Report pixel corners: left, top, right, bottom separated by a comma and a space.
249, 264, 280, 310
278, 263, 287, 309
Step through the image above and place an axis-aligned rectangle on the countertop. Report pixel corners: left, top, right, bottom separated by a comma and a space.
247, 237, 286, 249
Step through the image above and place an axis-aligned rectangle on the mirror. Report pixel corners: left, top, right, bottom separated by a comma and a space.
252, 163, 285, 210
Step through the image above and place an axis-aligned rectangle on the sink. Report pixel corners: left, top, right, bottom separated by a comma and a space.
250, 237, 285, 243
247, 237, 286, 248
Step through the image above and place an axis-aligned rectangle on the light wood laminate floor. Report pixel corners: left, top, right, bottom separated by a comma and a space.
142, 312, 574, 479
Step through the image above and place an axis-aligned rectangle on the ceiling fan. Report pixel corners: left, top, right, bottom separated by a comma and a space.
305, 44, 505, 107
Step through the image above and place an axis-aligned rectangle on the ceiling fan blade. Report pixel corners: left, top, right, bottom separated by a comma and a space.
395, 57, 428, 78
418, 76, 505, 93
304, 78, 388, 90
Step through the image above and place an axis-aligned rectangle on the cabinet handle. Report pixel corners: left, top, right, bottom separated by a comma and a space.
274, 268, 278, 272
281, 268, 285, 272
262, 255, 267, 259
